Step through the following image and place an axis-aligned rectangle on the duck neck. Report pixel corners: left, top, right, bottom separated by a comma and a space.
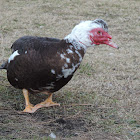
64, 34, 87, 54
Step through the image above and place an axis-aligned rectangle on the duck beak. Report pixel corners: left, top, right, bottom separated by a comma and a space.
105, 39, 119, 49
104, 34, 119, 49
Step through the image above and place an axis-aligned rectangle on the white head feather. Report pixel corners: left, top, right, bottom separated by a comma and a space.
65, 19, 108, 48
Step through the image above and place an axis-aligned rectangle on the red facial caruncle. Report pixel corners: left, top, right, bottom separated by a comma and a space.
89, 28, 119, 49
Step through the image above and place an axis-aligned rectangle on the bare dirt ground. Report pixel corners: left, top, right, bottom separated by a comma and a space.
0, 0, 140, 139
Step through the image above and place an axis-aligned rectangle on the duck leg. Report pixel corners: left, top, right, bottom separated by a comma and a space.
28, 93, 60, 113
22, 89, 34, 113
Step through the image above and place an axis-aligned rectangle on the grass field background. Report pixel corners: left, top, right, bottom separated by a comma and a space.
0, 0, 140, 139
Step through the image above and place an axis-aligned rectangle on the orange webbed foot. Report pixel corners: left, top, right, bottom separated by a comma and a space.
29, 93, 60, 113
22, 89, 60, 113
23, 103, 34, 113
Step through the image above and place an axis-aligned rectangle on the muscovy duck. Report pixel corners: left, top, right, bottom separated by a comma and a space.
0, 19, 118, 113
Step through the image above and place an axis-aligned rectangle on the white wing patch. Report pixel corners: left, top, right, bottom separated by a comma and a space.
56, 74, 63, 81
60, 54, 65, 59
66, 58, 70, 63
51, 69, 55, 74
64, 63, 68, 68
66, 49, 73, 54
60, 53, 70, 63
39, 82, 55, 90
62, 63, 80, 78
75, 50, 82, 62
8, 50, 20, 63
15, 78, 18, 81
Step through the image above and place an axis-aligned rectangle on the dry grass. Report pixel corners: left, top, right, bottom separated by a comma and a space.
0, 0, 140, 139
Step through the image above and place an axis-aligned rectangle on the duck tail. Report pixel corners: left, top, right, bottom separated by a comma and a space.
0, 61, 8, 70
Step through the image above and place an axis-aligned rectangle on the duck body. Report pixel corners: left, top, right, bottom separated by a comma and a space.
7, 36, 85, 93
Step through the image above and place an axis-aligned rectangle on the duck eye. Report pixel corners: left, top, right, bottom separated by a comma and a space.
98, 31, 101, 34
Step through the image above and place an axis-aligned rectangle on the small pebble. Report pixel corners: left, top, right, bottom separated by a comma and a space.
49, 132, 56, 139
109, 53, 114, 56
40, 26, 44, 28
